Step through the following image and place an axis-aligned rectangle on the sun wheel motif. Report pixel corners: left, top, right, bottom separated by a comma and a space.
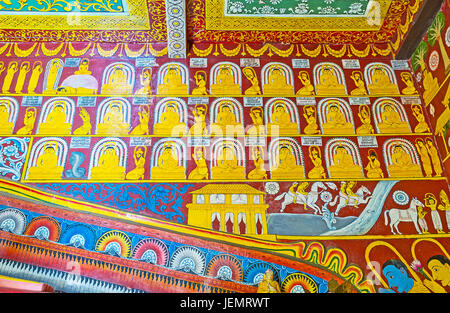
95, 230, 132, 258
244, 262, 280, 285
281, 273, 318, 293
169, 246, 206, 275
205, 254, 243, 281
24, 216, 61, 242
0, 208, 27, 235
60, 224, 96, 250
132, 238, 169, 266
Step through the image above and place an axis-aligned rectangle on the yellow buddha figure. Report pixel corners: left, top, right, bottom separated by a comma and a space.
329, 145, 364, 179
126, 146, 146, 180
27, 142, 64, 180
90, 143, 126, 180
350, 71, 368, 96
211, 144, 246, 180
27, 61, 43, 94
377, 103, 410, 134
322, 102, 354, 135
368, 66, 399, 95
188, 104, 208, 136
242, 67, 261, 95
401, 72, 418, 95
2, 62, 18, 94
157, 64, 188, 95
16, 107, 36, 135
0, 100, 14, 134
356, 105, 374, 135
57, 58, 98, 95
101, 64, 133, 95
246, 107, 266, 136
210, 64, 241, 95
270, 142, 304, 180
154, 102, 186, 136
303, 105, 320, 135
426, 138, 443, 177
192, 71, 208, 95
315, 66, 347, 96
135, 67, 152, 96
411, 104, 430, 133
263, 64, 293, 95
74, 58, 91, 75
130, 105, 150, 135
43, 59, 62, 94
15, 61, 30, 94
416, 139, 433, 177
296, 71, 315, 96
210, 101, 244, 137
248, 146, 268, 180
267, 101, 299, 136
387, 144, 423, 177
151, 142, 186, 179
38, 101, 72, 135
308, 145, 326, 179
257, 269, 281, 293
365, 150, 384, 178
96, 101, 130, 135
73, 108, 92, 135
188, 147, 209, 180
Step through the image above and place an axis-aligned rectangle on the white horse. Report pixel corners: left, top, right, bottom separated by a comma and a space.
384, 197, 424, 235
275, 182, 337, 214
329, 185, 372, 216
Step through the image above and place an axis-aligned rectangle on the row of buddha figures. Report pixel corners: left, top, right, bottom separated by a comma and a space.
0, 59, 417, 97
21, 136, 443, 181
0, 96, 430, 136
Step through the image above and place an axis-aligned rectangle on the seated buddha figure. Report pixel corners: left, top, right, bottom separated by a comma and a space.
57, 58, 98, 95
368, 67, 399, 95
377, 103, 410, 134
328, 145, 364, 179
210, 64, 241, 95
101, 64, 133, 95
296, 71, 315, 96
270, 143, 304, 180
154, 102, 186, 136
27, 143, 64, 180
210, 102, 244, 136
246, 107, 266, 136
263, 65, 293, 96
356, 105, 374, 135
322, 102, 354, 135
267, 101, 299, 136
315, 66, 346, 96
387, 144, 423, 178
303, 105, 320, 135
0, 100, 14, 134
211, 144, 246, 179
38, 101, 71, 135
151, 142, 186, 179
188, 104, 208, 136
96, 101, 130, 135
411, 104, 430, 133
157, 64, 188, 95
90, 143, 126, 180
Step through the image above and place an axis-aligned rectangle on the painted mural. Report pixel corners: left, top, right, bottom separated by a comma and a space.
0, 0, 448, 295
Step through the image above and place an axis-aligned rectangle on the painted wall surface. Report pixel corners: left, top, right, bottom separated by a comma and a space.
0, 1, 448, 293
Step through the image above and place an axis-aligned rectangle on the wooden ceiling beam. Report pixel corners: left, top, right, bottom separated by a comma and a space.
396, 0, 445, 60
